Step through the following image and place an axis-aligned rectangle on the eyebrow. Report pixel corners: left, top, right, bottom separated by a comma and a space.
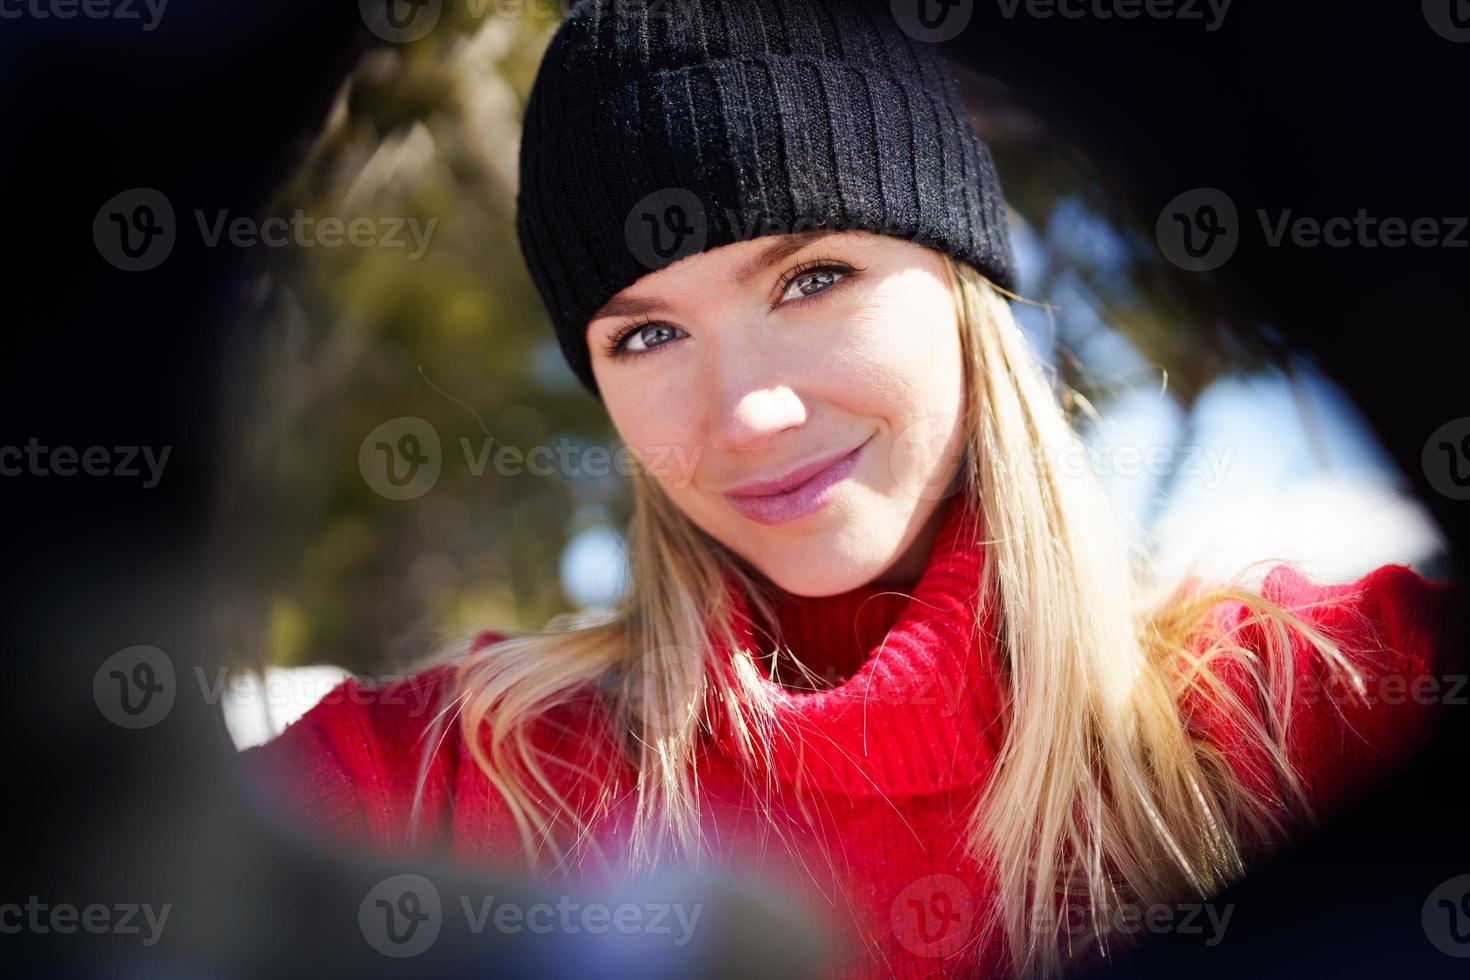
732, 228, 838, 284
588, 229, 840, 323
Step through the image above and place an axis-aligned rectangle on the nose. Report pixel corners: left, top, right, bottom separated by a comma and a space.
705, 340, 807, 453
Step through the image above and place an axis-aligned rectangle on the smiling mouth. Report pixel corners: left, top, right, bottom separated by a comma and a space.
722, 435, 871, 527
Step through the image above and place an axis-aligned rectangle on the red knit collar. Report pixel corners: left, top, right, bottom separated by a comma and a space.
709, 493, 1009, 798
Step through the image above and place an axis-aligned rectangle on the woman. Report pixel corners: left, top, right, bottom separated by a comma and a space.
243, 1, 1461, 976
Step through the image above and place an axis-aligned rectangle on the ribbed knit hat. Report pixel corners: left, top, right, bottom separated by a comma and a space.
514, 0, 1018, 400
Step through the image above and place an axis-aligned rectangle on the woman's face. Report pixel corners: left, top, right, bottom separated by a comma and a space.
587, 229, 967, 597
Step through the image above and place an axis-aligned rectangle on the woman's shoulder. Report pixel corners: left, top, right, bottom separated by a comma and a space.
1191, 560, 1464, 822
237, 630, 507, 849
238, 628, 623, 851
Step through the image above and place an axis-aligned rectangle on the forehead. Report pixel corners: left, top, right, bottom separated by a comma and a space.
591, 229, 878, 324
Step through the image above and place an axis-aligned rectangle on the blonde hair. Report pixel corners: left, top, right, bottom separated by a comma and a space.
411, 255, 1376, 976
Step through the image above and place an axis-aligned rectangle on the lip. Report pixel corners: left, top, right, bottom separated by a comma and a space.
723, 435, 871, 527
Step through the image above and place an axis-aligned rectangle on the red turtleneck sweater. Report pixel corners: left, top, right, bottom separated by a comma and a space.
240, 496, 1461, 977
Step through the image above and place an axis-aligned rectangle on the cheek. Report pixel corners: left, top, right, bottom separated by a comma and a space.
601, 379, 704, 491
819, 274, 963, 418
827, 275, 965, 497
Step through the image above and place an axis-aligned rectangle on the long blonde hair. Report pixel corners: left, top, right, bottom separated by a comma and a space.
412, 255, 1375, 976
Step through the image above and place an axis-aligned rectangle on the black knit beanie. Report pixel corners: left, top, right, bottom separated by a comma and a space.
514, 0, 1018, 400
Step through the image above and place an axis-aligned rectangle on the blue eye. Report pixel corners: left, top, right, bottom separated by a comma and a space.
602, 258, 863, 362
605, 318, 686, 359
779, 265, 844, 301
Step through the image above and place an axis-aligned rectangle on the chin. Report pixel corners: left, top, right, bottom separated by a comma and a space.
742, 519, 901, 598
755, 561, 877, 598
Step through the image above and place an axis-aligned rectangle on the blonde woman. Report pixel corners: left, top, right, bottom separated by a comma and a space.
243, 1, 1462, 976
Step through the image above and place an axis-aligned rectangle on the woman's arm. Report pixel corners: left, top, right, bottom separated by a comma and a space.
1202, 563, 1464, 825
238, 631, 506, 852
238, 679, 376, 845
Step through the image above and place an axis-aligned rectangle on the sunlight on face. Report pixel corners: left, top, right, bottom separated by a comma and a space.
587, 230, 967, 597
